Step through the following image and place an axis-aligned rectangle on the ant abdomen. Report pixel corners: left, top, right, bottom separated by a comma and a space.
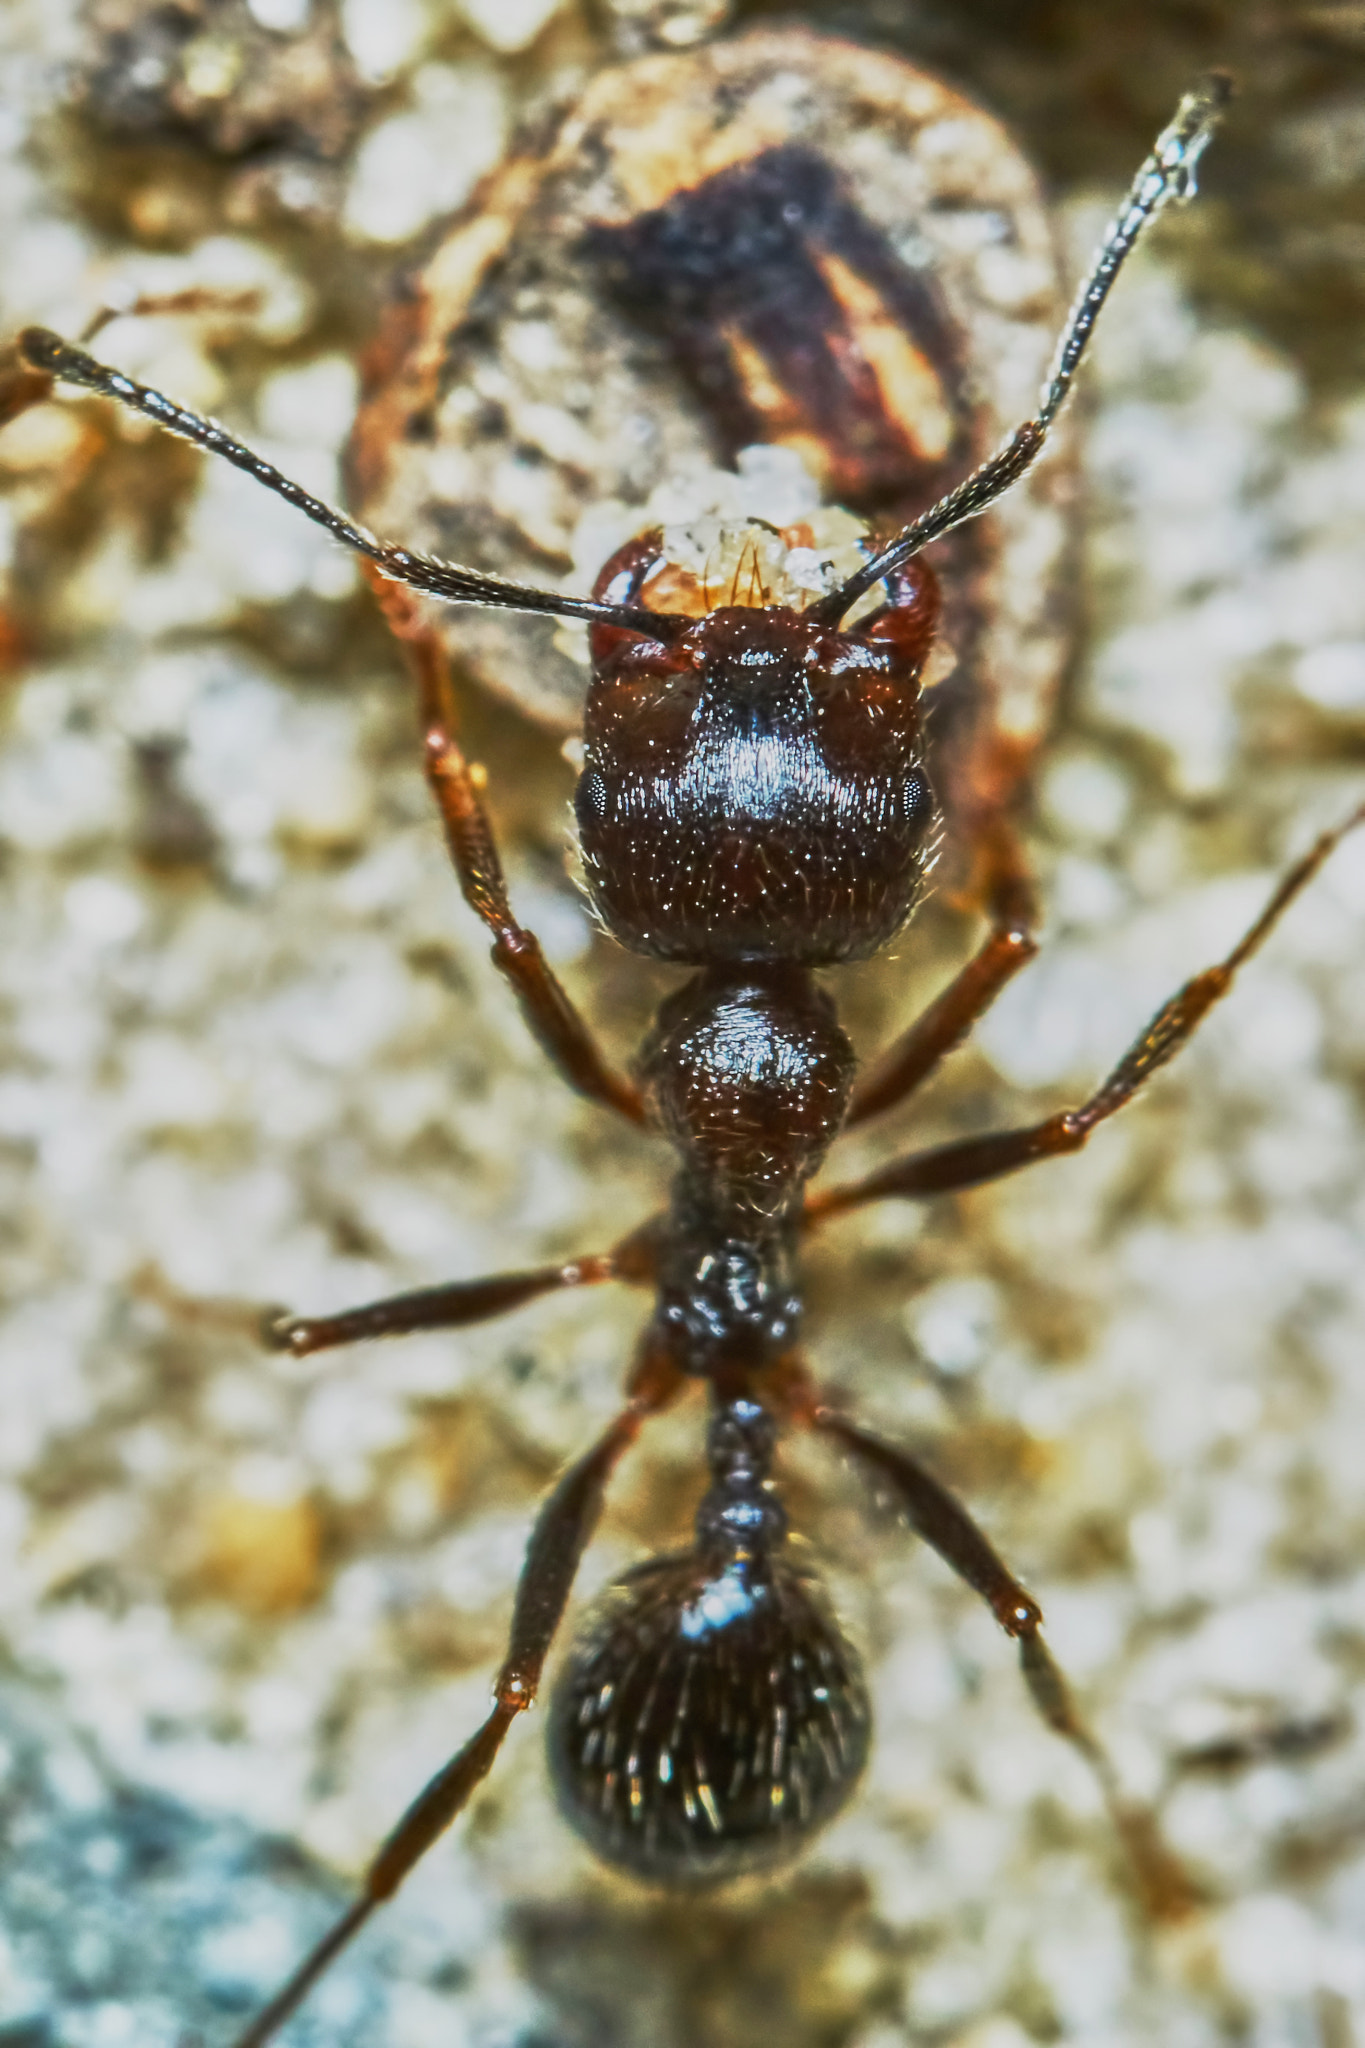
547, 1549, 871, 1883
548, 1395, 871, 1882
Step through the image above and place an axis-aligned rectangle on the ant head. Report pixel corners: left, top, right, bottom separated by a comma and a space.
586, 523, 940, 671
574, 528, 940, 967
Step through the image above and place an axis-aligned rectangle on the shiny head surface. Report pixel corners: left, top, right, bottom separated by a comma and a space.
576, 539, 941, 964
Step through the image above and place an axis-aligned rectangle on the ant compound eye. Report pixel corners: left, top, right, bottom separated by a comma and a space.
901, 770, 933, 827
548, 1553, 870, 1882
576, 767, 610, 826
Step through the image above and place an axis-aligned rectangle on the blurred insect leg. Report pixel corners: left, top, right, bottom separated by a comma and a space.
76, 287, 265, 346
366, 566, 645, 1124
1, 291, 264, 431
230, 1358, 682, 2048
813, 801, 1365, 1219
1017, 1631, 1202, 1919
960, 775, 1041, 932
806, 1403, 1042, 1634
804, 1399, 1199, 1919
845, 917, 1037, 1129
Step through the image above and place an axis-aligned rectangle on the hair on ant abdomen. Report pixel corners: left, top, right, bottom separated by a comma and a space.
15, 64, 1363, 2048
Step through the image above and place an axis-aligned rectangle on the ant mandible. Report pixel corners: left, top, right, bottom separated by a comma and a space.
17, 69, 1362, 2048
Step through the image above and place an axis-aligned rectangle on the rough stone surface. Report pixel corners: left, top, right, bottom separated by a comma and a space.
3, 4, 1365, 2047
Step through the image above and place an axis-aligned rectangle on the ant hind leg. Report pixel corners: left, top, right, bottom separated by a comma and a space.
229, 1349, 682, 2048
792, 1387, 1200, 1921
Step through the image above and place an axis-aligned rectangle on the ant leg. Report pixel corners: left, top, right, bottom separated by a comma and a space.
4, 349, 644, 1123
264, 1219, 658, 1357
812, 801, 1365, 1220
970, 808, 1040, 937
800, 1396, 1198, 1918
367, 566, 645, 1125
229, 1347, 682, 2048
134, 1257, 617, 1357
846, 916, 1037, 1129
73, 287, 265, 345
265, 1254, 618, 1358
806, 1403, 1042, 1636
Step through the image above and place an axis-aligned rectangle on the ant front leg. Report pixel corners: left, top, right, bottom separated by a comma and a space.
793, 1390, 1198, 1920
846, 914, 1038, 1129
815, 802, 1365, 1215
366, 566, 646, 1125
230, 1347, 682, 2048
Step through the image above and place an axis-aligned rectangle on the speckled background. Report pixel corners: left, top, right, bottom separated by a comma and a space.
4, 4, 1365, 2047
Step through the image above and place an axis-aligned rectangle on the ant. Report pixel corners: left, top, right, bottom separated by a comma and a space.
15, 69, 1363, 2048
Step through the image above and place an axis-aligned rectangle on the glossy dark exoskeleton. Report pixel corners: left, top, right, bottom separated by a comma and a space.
579, 541, 938, 965
21, 66, 1362, 2048
547, 1398, 873, 1883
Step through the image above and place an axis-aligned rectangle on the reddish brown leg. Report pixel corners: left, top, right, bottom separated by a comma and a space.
263, 1219, 658, 1357
945, 733, 1041, 934
809, 1405, 1043, 1634
813, 803, 1365, 1221
973, 808, 1039, 937
846, 918, 1037, 1128
264, 1255, 618, 1357
74, 287, 264, 346
367, 567, 644, 1125
230, 1349, 682, 2048
800, 1395, 1198, 1918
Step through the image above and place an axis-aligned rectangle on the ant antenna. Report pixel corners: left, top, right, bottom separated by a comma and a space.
17, 73, 1229, 644
15, 326, 689, 640
809, 71, 1233, 627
